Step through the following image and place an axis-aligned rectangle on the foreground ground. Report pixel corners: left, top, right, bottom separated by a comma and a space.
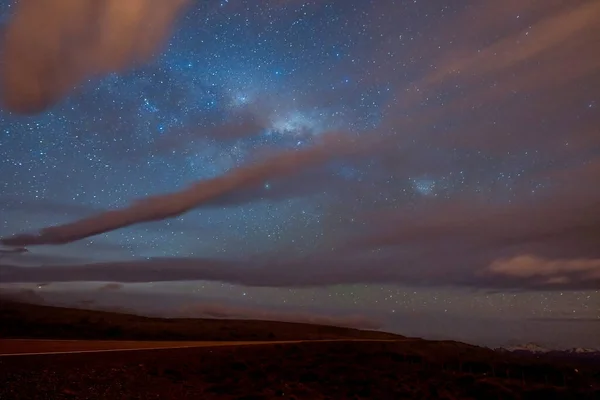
1, 301, 599, 399
1, 340, 599, 399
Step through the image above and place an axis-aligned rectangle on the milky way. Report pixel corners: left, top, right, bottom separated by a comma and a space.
0, 0, 599, 348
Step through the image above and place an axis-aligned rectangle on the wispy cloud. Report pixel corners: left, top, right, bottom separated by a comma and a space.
424, 1, 600, 88
98, 282, 124, 291
373, 0, 600, 154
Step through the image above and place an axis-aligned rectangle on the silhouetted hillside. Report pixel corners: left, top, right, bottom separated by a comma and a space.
0, 299, 402, 341
1, 300, 599, 398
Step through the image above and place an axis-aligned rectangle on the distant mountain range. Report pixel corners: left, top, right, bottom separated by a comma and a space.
497, 343, 600, 367
500, 342, 599, 354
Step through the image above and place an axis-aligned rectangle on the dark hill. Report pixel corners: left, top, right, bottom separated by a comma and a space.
0, 299, 403, 341
1, 300, 599, 398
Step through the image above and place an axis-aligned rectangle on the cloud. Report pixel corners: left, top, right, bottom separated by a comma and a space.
0, 247, 28, 255
372, 0, 600, 97
206, 167, 365, 208
4, 156, 599, 290
177, 303, 381, 331
98, 282, 124, 291
2, 136, 599, 292
370, 0, 600, 156
153, 108, 270, 153
0, 257, 303, 286
1, 0, 190, 113
486, 255, 600, 284
0, 252, 85, 268
1, 133, 360, 247
529, 318, 600, 324
0, 195, 225, 237
340, 161, 600, 290
1, 248, 599, 291
423, 1, 600, 88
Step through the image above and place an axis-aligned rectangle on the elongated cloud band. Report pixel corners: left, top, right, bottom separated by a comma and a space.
1, 0, 190, 113
1, 134, 357, 247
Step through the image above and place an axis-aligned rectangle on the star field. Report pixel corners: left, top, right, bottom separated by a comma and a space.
0, 0, 599, 348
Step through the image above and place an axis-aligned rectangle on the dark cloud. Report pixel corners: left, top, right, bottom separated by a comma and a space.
153, 107, 270, 153
2, 162, 599, 292
0, 252, 85, 267
529, 318, 600, 323
422, 1, 600, 89
206, 167, 367, 208
98, 282, 124, 291
0, 246, 27, 255
371, 0, 600, 158
1, 0, 190, 113
354, 160, 600, 252
2, 157, 599, 291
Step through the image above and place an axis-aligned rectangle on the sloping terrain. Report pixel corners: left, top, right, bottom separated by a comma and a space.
1, 300, 599, 399
0, 300, 402, 341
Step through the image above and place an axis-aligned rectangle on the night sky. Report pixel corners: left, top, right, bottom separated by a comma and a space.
0, 0, 599, 348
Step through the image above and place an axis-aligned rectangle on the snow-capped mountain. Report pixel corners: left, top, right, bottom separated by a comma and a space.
566, 347, 600, 354
503, 343, 551, 353
499, 343, 600, 358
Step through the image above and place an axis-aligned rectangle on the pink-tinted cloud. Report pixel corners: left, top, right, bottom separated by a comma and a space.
98, 282, 124, 291
153, 108, 270, 153
1, 0, 190, 113
371, 0, 600, 156
423, 1, 600, 88
485, 255, 600, 284
2, 155, 600, 291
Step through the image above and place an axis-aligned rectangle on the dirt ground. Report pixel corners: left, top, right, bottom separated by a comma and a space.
1, 340, 598, 400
